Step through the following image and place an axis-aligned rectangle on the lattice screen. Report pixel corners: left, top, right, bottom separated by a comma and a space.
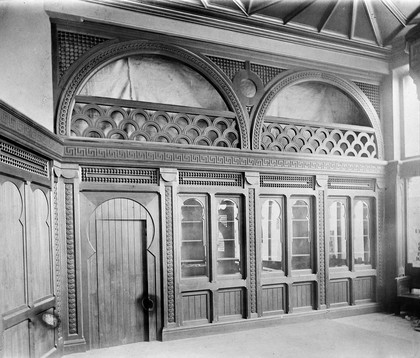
354, 82, 381, 117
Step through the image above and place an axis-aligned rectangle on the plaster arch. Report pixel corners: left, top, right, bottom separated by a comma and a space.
56, 40, 250, 149
251, 69, 384, 159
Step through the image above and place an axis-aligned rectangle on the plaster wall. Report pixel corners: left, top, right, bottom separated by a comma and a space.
0, 0, 53, 131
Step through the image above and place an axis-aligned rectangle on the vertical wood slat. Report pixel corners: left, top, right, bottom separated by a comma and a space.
354, 277, 375, 301
182, 292, 209, 323
262, 285, 285, 313
328, 280, 349, 304
3, 321, 30, 358
90, 198, 147, 348
292, 283, 314, 308
218, 289, 244, 317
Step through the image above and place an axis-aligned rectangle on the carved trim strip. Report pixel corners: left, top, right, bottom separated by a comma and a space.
54, 181, 62, 338
179, 170, 243, 187
57, 41, 249, 149
328, 177, 375, 190
260, 174, 314, 188
65, 183, 77, 334
64, 145, 386, 176
248, 188, 257, 313
377, 189, 384, 288
165, 186, 175, 323
0, 141, 49, 178
81, 166, 158, 184
318, 190, 326, 306
252, 70, 384, 159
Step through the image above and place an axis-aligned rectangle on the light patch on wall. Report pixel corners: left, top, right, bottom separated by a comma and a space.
266, 82, 370, 126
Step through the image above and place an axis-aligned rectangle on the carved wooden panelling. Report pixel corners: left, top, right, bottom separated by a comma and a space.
57, 31, 108, 79
179, 170, 243, 187
165, 186, 176, 323
329, 280, 349, 305
218, 288, 244, 318
3, 321, 30, 358
291, 283, 314, 309
260, 174, 314, 188
328, 177, 376, 190
261, 120, 377, 158
318, 190, 326, 306
0, 141, 49, 177
0, 181, 26, 312
81, 166, 158, 184
33, 311, 55, 358
53, 181, 62, 339
207, 56, 245, 81
354, 277, 375, 301
182, 292, 210, 323
354, 82, 380, 116
262, 285, 285, 314
71, 102, 240, 148
248, 188, 257, 314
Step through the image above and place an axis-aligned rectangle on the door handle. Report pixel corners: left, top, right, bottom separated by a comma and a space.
141, 296, 155, 312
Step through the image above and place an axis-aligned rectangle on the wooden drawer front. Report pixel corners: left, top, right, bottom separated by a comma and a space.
182, 291, 210, 325
292, 283, 314, 309
329, 280, 350, 305
218, 288, 245, 319
354, 277, 376, 302
262, 285, 285, 314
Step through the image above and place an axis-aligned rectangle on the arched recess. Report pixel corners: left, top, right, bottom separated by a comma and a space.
56, 40, 250, 149
251, 69, 384, 159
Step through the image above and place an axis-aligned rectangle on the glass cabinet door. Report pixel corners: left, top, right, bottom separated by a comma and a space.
354, 199, 373, 266
261, 198, 284, 272
217, 197, 241, 275
180, 197, 208, 277
291, 198, 312, 270
328, 199, 348, 268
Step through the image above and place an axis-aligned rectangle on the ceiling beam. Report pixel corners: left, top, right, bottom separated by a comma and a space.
317, 0, 339, 32
381, 0, 406, 26
350, 0, 357, 40
248, 0, 281, 16
233, 0, 249, 16
283, 0, 316, 25
363, 0, 383, 46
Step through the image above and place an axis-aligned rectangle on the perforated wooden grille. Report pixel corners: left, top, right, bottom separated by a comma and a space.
250, 63, 286, 86
207, 56, 245, 80
261, 119, 377, 158
260, 174, 314, 188
57, 31, 108, 79
354, 82, 381, 116
81, 166, 158, 184
179, 171, 243, 187
328, 177, 376, 190
72, 101, 240, 148
0, 141, 49, 177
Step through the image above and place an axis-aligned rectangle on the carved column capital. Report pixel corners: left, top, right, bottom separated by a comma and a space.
315, 175, 328, 189
160, 168, 178, 183
245, 171, 260, 186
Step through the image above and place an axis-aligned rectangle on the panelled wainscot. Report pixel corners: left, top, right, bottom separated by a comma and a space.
0, 21, 386, 356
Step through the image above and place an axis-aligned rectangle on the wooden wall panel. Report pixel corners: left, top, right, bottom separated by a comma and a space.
88, 198, 148, 348
0, 181, 26, 313
33, 311, 56, 358
182, 292, 209, 323
328, 280, 349, 305
29, 188, 52, 300
218, 288, 244, 318
354, 277, 375, 301
3, 321, 30, 358
262, 285, 285, 314
291, 283, 314, 309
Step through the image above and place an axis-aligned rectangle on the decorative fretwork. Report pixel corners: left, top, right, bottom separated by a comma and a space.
354, 82, 380, 117
81, 166, 158, 184
328, 177, 376, 190
65, 183, 77, 334
0, 141, 49, 177
207, 56, 245, 81
250, 63, 286, 86
71, 100, 240, 148
261, 119, 377, 158
179, 170, 243, 187
57, 31, 108, 79
260, 174, 314, 188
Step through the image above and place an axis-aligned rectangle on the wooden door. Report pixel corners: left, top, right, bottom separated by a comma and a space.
87, 198, 149, 348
